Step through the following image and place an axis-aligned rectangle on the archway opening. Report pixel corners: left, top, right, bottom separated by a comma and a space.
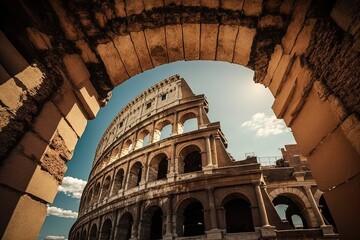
89, 224, 97, 240
148, 153, 168, 182
93, 182, 101, 204
128, 161, 143, 189
112, 169, 124, 195
184, 151, 202, 173
140, 206, 164, 240
100, 176, 111, 201
159, 124, 172, 141
116, 212, 133, 240
100, 219, 112, 240
182, 201, 205, 237
80, 229, 87, 240
157, 158, 168, 180
224, 197, 254, 233
273, 195, 308, 229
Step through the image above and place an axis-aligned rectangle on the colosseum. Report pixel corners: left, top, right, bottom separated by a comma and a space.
70, 75, 337, 239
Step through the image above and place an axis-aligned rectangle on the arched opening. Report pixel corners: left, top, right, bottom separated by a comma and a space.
224, 197, 254, 233
127, 161, 143, 189
148, 153, 168, 182
121, 139, 133, 157
140, 206, 164, 240
75, 231, 80, 240
89, 224, 97, 240
100, 176, 111, 201
178, 145, 203, 174
93, 182, 101, 204
110, 147, 120, 162
273, 195, 308, 229
179, 112, 198, 134
135, 129, 151, 149
159, 124, 172, 141
180, 200, 205, 237
116, 212, 133, 240
112, 169, 124, 195
80, 229, 87, 240
86, 188, 93, 209
100, 219, 112, 240
319, 195, 337, 232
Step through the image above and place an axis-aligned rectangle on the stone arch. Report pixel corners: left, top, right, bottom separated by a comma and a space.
80, 228, 87, 240
154, 119, 173, 142
100, 218, 113, 240
116, 212, 133, 240
0, 1, 359, 239
178, 111, 198, 134
89, 223, 98, 240
121, 139, 133, 157
112, 168, 124, 195
100, 175, 111, 201
93, 181, 102, 205
269, 187, 314, 228
177, 144, 203, 174
221, 193, 255, 233
139, 205, 164, 240
135, 128, 151, 150
127, 161, 143, 189
148, 152, 169, 182
110, 146, 120, 162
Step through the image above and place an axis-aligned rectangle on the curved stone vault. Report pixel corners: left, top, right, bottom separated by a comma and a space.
0, 0, 359, 239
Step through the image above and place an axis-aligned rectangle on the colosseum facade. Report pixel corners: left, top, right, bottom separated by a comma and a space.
70, 75, 337, 240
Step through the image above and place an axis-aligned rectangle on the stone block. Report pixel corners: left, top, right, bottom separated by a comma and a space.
96, 41, 129, 86
323, 174, 360, 239
145, 27, 168, 67
263, 44, 283, 86
183, 23, 200, 60
281, 0, 311, 54
307, 125, 360, 190
200, 24, 218, 60
291, 18, 317, 56
144, 0, 163, 10
233, 27, 256, 66
201, 0, 219, 8
0, 78, 24, 112
182, 0, 200, 6
130, 31, 154, 71
272, 57, 301, 119
75, 39, 99, 63
124, 0, 144, 15
269, 54, 292, 96
113, 35, 142, 77
291, 86, 341, 156
114, 0, 126, 17
0, 188, 47, 239
25, 27, 51, 50
19, 132, 48, 160
165, 25, 184, 62
77, 79, 100, 119
63, 54, 90, 89
243, 0, 263, 16
216, 25, 238, 62
0, 151, 59, 203
330, 0, 359, 34
258, 15, 284, 29
279, 0, 294, 15
15, 65, 45, 98
0, 64, 10, 83
340, 114, 360, 155
220, 0, 243, 11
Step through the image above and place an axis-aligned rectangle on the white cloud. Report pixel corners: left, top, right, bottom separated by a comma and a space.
43, 236, 67, 240
241, 112, 290, 137
47, 206, 78, 219
58, 176, 87, 199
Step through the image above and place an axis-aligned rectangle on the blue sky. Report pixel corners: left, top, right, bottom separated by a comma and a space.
38, 61, 295, 239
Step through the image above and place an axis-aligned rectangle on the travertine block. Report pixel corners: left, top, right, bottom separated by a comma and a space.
145, 27, 168, 66
0, 78, 24, 111
0, 189, 47, 240
19, 132, 48, 160
124, 0, 144, 15
291, 19, 317, 56
216, 25, 238, 62
77, 80, 100, 120
183, 23, 200, 60
113, 35, 142, 77
200, 24, 218, 60
75, 40, 99, 63
220, 0, 244, 11
272, 58, 301, 119
291, 87, 341, 156
340, 114, 360, 155
96, 41, 129, 86
201, 0, 219, 8
258, 15, 284, 29
330, 0, 359, 34
26, 27, 51, 50
269, 54, 292, 96
130, 31, 154, 71
114, 0, 126, 17
281, 0, 311, 54
233, 27, 256, 66
0, 151, 59, 203
63, 54, 90, 89
263, 44, 283, 86
15, 65, 45, 97
323, 174, 360, 239
243, 0, 262, 16
0, 64, 10, 83
165, 25, 184, 62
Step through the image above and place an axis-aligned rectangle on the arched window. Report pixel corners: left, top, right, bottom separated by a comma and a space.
153, 120, 172, 142
110, 147, 120, 162
100, 219, 112, 240
178, 112, 198, 134
112, 169, 124, 195
148, 153, 168, 182
86, 188, 93, 209
89, 224, 97, 240
127, 162, 143, 189
80, 229, 87, 240
182, 201, 205, 237
121, 139, 133, 157
93, 182, 101, 204
100, 176, 111, 201
135, 129, 151, 150
139, 206, 164, 240
159, 124, 172, 141
178, 145, 202, 174
273, 195, 308, 229
224, 197, 254, 232
116, 212, 133, 239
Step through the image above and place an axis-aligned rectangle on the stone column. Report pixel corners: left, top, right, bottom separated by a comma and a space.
131, 201, 142, 240
163, 195, 173, 239
212, 134, 219, 167
255, 183, 270, 227
205, 188, 222, 239
206, 136, 213, 166
198, 105, 204, 128
171, 111, 179, 136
